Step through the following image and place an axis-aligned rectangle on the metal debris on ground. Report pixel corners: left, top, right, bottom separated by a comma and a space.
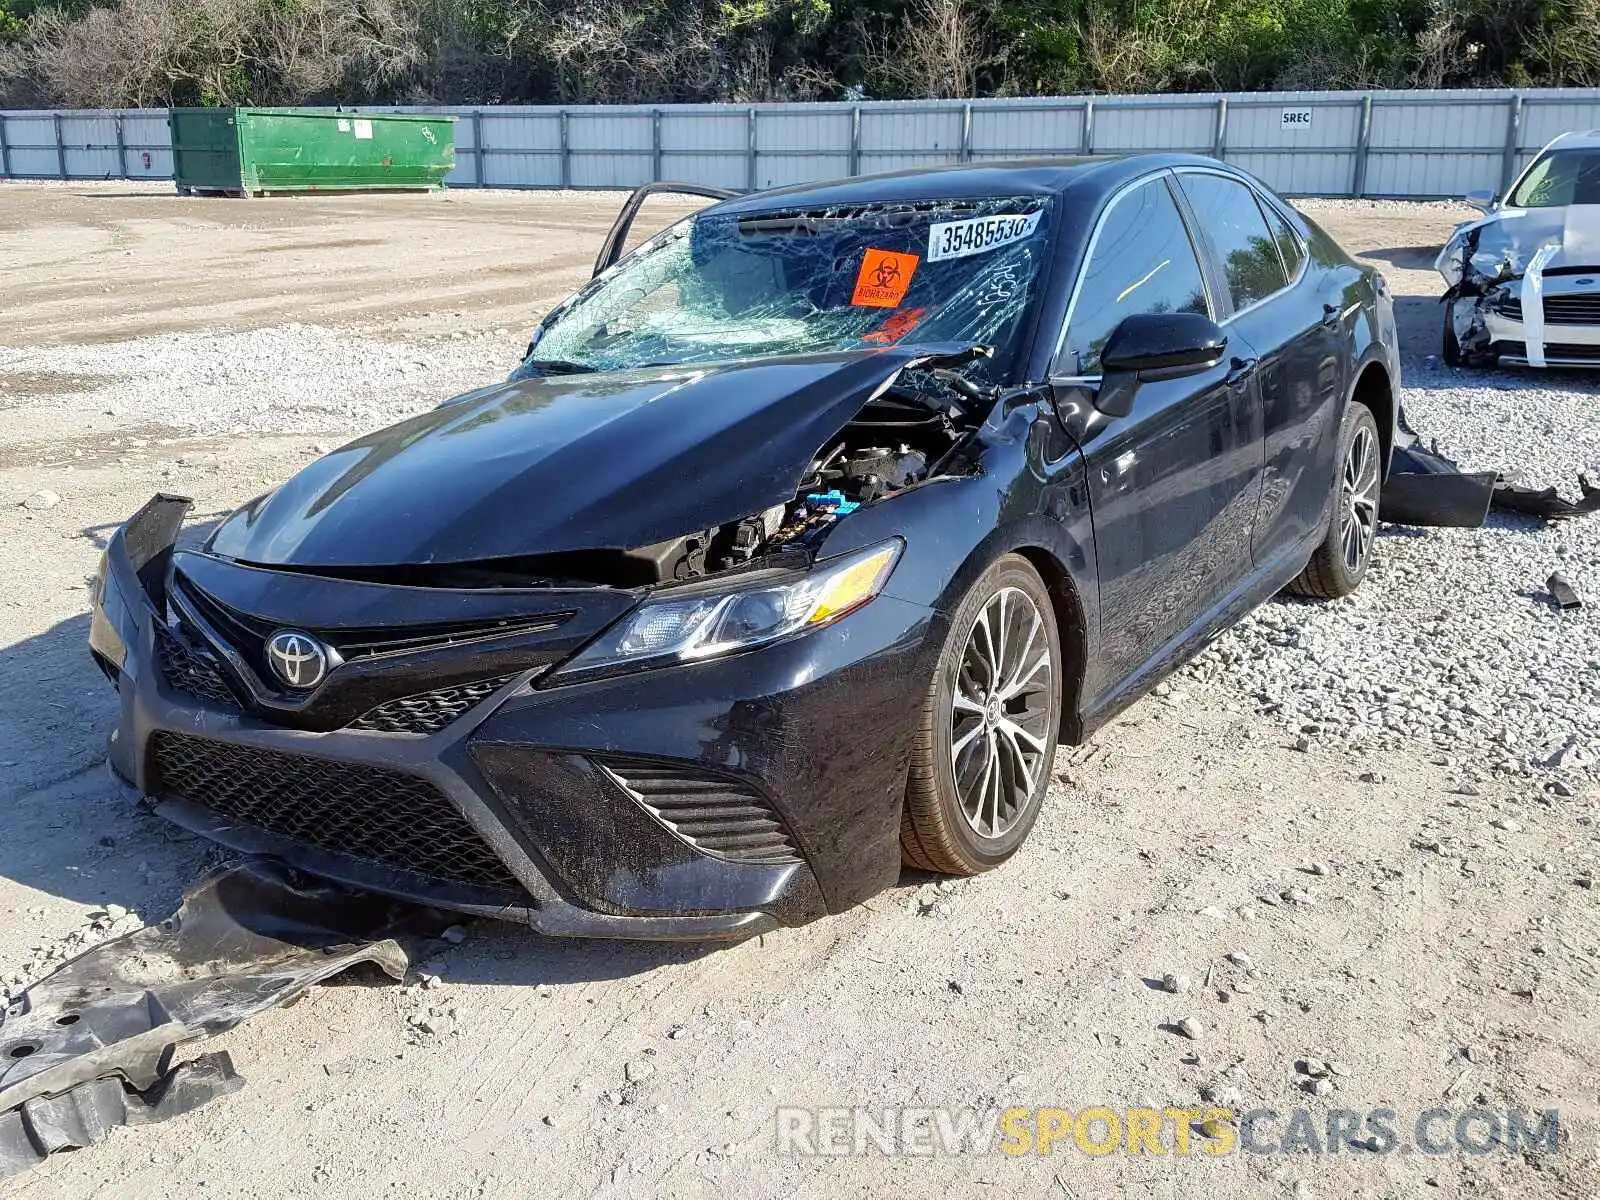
1547, 572, 1583, 609
0, 860, 444, 1179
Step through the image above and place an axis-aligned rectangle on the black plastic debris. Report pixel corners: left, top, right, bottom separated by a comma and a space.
0, 859, 443, 1178
1492, 476, 1600, 522
1383, 409, 1600, 528
1382, 438, 1497, 528
1548, 572, 1583, 610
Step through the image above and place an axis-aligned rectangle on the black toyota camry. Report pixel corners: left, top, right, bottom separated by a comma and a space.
91, 155, 1399, 939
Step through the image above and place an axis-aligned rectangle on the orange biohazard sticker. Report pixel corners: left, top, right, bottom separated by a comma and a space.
863, 306, 927, 344
852, 249, 919, 308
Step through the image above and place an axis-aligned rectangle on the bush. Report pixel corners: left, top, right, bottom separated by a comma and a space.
0, 0, 1593, 107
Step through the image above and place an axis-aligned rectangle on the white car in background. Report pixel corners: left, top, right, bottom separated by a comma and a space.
1437, 129, 1600, 368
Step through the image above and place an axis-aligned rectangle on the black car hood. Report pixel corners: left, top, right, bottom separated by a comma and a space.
209, 349, 947, 568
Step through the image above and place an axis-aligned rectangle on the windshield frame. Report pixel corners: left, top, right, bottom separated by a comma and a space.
524, 195, 1059, 382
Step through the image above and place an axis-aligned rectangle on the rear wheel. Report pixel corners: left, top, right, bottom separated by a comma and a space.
901, 555, 1062, 875
1288, 402, 1381, 599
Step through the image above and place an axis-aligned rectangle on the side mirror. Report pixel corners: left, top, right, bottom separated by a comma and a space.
1464, 188, 1498, 212
1093, 312, 1227, 419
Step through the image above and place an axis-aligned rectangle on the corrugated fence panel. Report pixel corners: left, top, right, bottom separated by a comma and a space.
1366, 152, 1502, 198
970, 105, 1084, 157
60, 114, 119, 177
6, 90, 1600, 196
754, 108, 851, 187
3, 113, 59, 176
1222, 98, 1362, 195
122, 112, 173, 177
1521, 97, 1600, 148
859, 108, 962, 172
1094, 101, 1215, 152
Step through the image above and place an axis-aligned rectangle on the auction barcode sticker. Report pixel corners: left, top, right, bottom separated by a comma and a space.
927, 212, 1043, 263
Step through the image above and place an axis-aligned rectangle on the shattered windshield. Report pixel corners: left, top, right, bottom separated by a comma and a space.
1511, 150, 1600, 207
523, 197, 1053, 378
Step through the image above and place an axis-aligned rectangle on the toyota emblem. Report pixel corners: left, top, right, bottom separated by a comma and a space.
266, 629, 330, 689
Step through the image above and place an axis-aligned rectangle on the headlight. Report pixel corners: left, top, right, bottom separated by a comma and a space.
549, 540, 903, 683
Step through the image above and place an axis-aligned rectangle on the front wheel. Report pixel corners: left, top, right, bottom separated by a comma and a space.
1442, 303, 1462, 366
1287, 402, 1381, 599
901, 554, 1062, 875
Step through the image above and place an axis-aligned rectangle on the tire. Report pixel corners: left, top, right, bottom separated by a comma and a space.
901, 554, 1063, 875
1287, 402, 1381, 600
1442, 303, 1462, 366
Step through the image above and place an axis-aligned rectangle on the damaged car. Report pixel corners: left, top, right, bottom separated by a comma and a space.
1439, 130, 1600, 368
90, 156, 1400, 939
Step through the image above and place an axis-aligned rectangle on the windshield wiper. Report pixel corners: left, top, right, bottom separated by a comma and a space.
519, 358, 598, 375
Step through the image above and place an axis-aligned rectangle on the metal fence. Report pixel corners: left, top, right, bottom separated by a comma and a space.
4, 88, 1600, 198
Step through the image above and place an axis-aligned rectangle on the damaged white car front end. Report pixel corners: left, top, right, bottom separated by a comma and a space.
1438, 134, 1600, 368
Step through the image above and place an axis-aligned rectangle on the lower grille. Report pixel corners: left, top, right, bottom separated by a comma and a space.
154, 626, 240, 710
349, 675, 515, 735
1498, 340, 1600, 362
147, 731, 522, 891
596, 758, 800, 865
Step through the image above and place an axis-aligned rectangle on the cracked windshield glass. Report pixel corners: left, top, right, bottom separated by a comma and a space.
521, 198, 1053, 378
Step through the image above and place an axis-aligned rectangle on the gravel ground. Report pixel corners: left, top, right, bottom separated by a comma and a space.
0, 326, 507, 434
0, 185, 1597, 1199
1186, 361, 1600, 794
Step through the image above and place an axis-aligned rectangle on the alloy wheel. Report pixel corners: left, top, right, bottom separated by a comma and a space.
1340, 423, 1379, 573
950, 586, 1055, 840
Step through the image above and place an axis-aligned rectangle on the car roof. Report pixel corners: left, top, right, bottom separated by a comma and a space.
1544, 130, 1600, 151
707, 153, 1239, 215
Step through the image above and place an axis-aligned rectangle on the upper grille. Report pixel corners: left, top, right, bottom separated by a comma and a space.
1495, 294, 1600, 325
146, 731, 522, 891
596, 758, 800, 865
173, 574, 564, 663
349, 675, 515, 735
154, 626, 240, 710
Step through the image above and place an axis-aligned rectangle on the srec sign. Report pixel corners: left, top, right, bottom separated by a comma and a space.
1281, 108, 1314, 130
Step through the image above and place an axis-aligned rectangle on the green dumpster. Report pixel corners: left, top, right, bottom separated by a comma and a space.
169, 108, 455, 197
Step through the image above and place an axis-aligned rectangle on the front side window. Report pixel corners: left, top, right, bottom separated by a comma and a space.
1059, 179, 1210, 376
1178, 173, 1288, 312
523, 197, 1053, 379
1511, 149, 1600, 207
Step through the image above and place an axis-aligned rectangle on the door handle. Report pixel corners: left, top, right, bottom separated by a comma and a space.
1224, 355, 1259, 386
1321, 302, 1341, 329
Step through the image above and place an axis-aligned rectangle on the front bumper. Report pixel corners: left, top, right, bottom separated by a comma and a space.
94, 513, 943, 940
1481, 308, 1600, 367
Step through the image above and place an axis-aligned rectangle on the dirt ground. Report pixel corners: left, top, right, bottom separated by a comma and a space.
1, 182, 1596, 1199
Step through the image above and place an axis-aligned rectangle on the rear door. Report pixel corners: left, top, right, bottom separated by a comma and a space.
1052, 174, 1263, 707
1175, 170, 1339, 561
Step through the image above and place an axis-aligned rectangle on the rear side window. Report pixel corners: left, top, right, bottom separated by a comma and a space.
1177, 173, 1288, 312
1060, 179, 1210, 376
1260, 200, 1306, 282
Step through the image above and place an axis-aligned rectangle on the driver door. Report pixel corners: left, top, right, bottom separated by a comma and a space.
1051, 175, 1264, 715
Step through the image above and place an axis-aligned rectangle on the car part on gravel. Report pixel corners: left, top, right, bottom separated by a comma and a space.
1381, 437, 1497, 528
0, 859, 442, 1179
1381, 409, 1600, 528
1491, 474, 1600, 521
1547, 572, 1583, 609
